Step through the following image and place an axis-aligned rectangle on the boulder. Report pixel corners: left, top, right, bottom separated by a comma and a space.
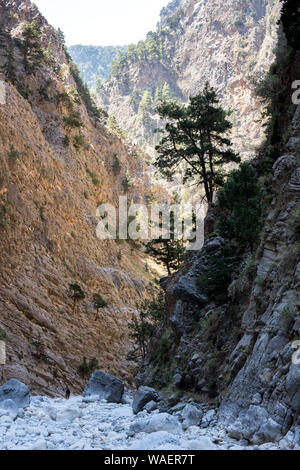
129, 412, 182, 435
129, 431, 181, 450
28, 439, 48, 451
180, 404, 203, 429
132, 386, 159, 414
201, 409, 216, 428
180, 437, 216, 450
84, 370, 125, 403
0, 379, 30, 412
56, 408, 82, 422
173, 374, 183, 386
228, 405, 282, 443
174, 275, 208, 305
228, 406, 267, 441
144, 400, 158, 413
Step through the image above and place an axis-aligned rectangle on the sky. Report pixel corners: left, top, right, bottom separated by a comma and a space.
34, 0, 169, 47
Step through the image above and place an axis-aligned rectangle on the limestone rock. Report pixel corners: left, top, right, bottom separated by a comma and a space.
132, 386, 159, 414
289, 167, 300, 190
84, 371, 125, 404
0, 380, 30, 412
180, 404, 203, 429
129, 413, 182, 435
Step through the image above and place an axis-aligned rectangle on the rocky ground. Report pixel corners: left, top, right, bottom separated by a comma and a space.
0, 394, 286, 451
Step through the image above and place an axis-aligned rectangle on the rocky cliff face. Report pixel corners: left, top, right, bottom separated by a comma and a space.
219, 104, 300, 445
68, 45, 127, 87
140, 102, 300, 447
139, 8, 300, 445
96, 0, 281, 157
0, 0, 159, 396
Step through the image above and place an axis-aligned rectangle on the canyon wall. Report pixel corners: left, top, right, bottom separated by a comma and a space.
95, 0, 281, 157
0, 0, 158, 396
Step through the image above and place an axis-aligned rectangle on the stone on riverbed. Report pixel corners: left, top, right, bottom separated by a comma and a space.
84, 370, 125, 404
129, 412, 182, 435
132, 386, 159, 414
0, 379, 30, 412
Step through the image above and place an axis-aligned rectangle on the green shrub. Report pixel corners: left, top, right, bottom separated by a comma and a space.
0, 327, 10, 342
68, 283, 85, 311
31, 333, 47, 361
93, 293, 108, 318
38, 85, 50, 101
56, 92, 75, 111
122, 170, 133, 191
7, 145, 25, 164
62, 134, 70, 147
73, 134, 86, 150
0, 203, 8, 230
78, 357, 99, 377
197, 251, 233, 303
63, 111, 83, 129
112, 154, 121, 175
217, 162, 262, 251
228, 255, 256, 300
86, 168, 100, 185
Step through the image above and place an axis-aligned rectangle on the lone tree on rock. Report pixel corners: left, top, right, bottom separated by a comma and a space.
93, 293, 108, 320
69, 283, 85, 312
145, 209, 186, 276
155, 83, 240, 203
146, 238, 185, 276
127, 291, 164, 366
19, 21, 44, 74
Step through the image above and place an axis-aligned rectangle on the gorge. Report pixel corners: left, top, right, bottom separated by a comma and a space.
0, 0, 299, 452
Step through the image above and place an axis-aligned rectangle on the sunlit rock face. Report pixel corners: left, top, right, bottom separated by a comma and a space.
0, 0, 159, 395
96, 0, 281, 157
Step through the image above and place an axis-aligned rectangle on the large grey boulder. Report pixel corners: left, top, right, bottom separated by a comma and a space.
128, 431, 181, 450
84, 370, 125, 403
174, 275, 208, 305
0, 379, 30, 412
132, 386, 159, 414
201, 409, 216, 428
228, 405, 282, 444
144, 400, 158, 413
129, 413, 182, 435
180, 404, 203, 429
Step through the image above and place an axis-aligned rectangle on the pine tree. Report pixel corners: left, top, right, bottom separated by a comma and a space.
217, 162, 262, 251
146, 239, 185, 276
20, 21, 44, 74
69, 283, 85, 312
154, 86, 162, 105
44, 37, 55, 68
155, 83, 240, 203
145, 211, 186, 276
138, 90, 152, 117
161, 82, 171, 101
93, 293, 108, 320
56, 28, 66, 47
5, 40, 17, 84
127, 292, 164, 365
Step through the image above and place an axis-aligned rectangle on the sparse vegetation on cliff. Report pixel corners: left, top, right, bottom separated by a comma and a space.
154, 83, 240, 203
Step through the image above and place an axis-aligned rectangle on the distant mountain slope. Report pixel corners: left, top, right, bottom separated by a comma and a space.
91, 0, 281, 157
68, 44, 127, 87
